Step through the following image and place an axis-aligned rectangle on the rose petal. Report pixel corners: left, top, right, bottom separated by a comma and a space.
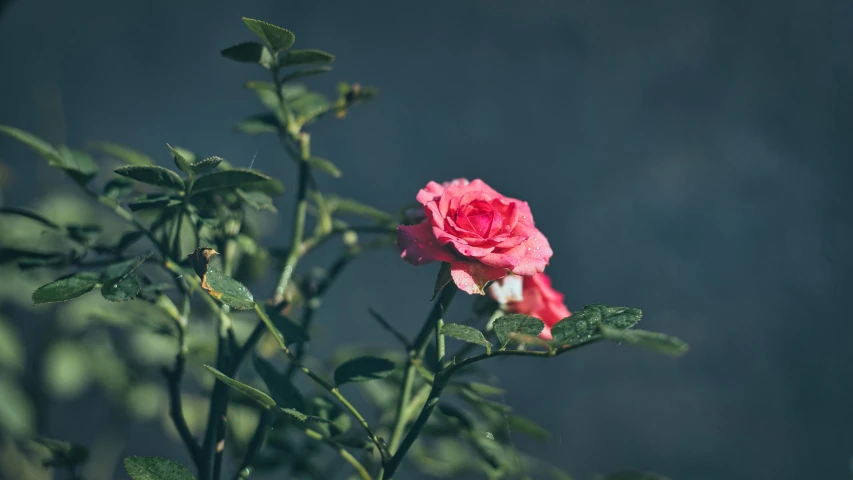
416, 181, 448, 205
397, 221, 456, 266
450, 261, 507, 295
506, 230, 553, 276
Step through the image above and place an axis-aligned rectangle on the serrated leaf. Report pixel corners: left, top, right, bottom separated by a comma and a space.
280, 49, 335, 66
187, 248, 255, 310
289, 92, 330, 125
205, 365, 275, 409
103, 178, 135, 199
333, 356, 396, 386
44, 341, 91, 398
235, 113, 279, 135
269, 312, 310, 345
191, 169, 278, 195
88, 141, 154, 166
32, 272, 100, 305
253, 356, 306, 412
101, 274, 141, 302
465, 382, 505, 396
242, 18, 295, 51
550, 307, 603, 345
441, 323, 492, 353
600, 325, 688, 357
189, 156, 223, 176
600, 305, 643, 330
167, 144, 192, 175
221, 41, 274, 68
123, 456, 195, 480
115, 165, 185, 191
280, 67, 332, 84
506, 414, 550, 440
493, 314, 544, 348
305, 156, 341, 178
601, 472, 671, 480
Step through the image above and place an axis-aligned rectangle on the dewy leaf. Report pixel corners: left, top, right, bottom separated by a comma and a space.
88, 141, 155, 166
441, 323, 492, 354
599, 325, 689, 357
191, 169, 277, 195
242, 18, 295, 51
115, 165, 185, 191
221, 41, 274, 68
599, 305, 643, 330
506, 414, 550, 440
305, 156, 341, 178
252, 356, 306, 412
204, 365, 276, 409
550, 306, 603, 346
289, 92, 330, 124
32, 272, 100, 305
123, 456, 195, 480
324, 194, 395, 224
493, 314, 545, 348
187, 248, 255, 310
333, 356, 396, 386
189, 156, 223, 176
280, 49, 335, 66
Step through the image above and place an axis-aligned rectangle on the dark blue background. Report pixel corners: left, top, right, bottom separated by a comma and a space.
2, 1, 852, 479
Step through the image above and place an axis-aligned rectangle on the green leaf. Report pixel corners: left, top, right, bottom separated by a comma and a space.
115, 165, 185, 191
123, 456, 195, 480
305, 156, 341, 178
0, 124, 60, 161
32, 272, 100, 305
333, 356, 396, 386
252, 356, 306, 412
0, 206, 61, 230
235, 113, 279, 135
237, 189, 276, 212
191, 169, 278, 195
600, 472, 670, 480
56, 147, 99, 183
550, 306, 603, 345
599, 305, 643, 330
204, 365, 275, 409
32, 437, 89, 468
101, 274, 141, 302
280, 67, 332, 83
599, 325, 688, 357
242, 18, 295, 51
88, 141, 155, 166
280, 49, 335, 66
506, 414, 550, 440
167, 144, 192, 175
441, 323, 492, 354
202, 267, 255, 310
189, 156, 223, 176
221, 41, 274, 68
324, 195, 395, 224
269, 312, 310, 345
279, 407, 308, 422
493, 314, 545, 348
432, 262, 453, 300
289, 92, 330, 125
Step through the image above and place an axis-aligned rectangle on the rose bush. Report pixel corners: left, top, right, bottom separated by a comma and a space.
488, 272, 572, 339
397, 178, 553, 294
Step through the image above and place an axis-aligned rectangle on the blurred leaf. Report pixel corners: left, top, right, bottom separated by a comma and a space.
44, 341, 91, 398
242, 18, 295, 51
465, 382, 504, 397
65, 224, 102, 244
506, 414, 550, 440
441, 323, 492, 354
115, 165, 185, 191
0, 124, 60, 160
280, 67, 332, 83
290, 92, 329, 124
493, 314, 544, 348
191, 169, 280, 196
237, 189, 277, 212
305, 156, 341, 178
0, 206, 61, 230
280, 49, 335, 66
253, 356, 306, 411
600, 325, 688, 357
204, 365, 275, 409
32, 437, 89, 467
189, 156, 223, 176
128, 196, 182, 212
269, 312, 310, 345
0, 374, 34, 436
167, 144, 193, 175
324, 195, 395, 224
32, 272, 100, 305
221, 41, 274, 68
88, 141, 155, 166
550, 307, 602, 345
279, 407, 307, 422
600, 473, 670, 480
235, 113, 280, 135
437, 404, 474, 430
126, 382, 167, 421
333, 356, 396, 386
124, 456, 195, 480
103, 177, 135, 199
56, 147, 99, 184
0, 317, 24, 372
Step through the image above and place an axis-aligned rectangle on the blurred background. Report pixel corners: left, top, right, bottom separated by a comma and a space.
1, 0, 852, 479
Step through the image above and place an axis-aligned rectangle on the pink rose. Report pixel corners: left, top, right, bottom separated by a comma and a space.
397, 178, 553, 294
488, 273, 571, 340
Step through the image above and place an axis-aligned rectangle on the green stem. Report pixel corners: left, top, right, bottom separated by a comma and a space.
436, 316, 446, 368
303, 429, 373, 480
232, 409, 274, 480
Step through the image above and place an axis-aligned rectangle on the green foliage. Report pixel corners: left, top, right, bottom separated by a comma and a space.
280, 49, 335, 66
124, 456, 195, 480
32, 272, 100, 305
333, 355, 396, 386
221, 42, 274, 68
441, 323, 492, 354
493, 314, 545, 348
115, 165, 185, 191
201, 267, 255, 310
204, 366, 276, 409
89, 141, 155, 166
600, 325, 688, 357
305, 155, 341, 178
242, 18, 295, 52
190, 169, 281, 196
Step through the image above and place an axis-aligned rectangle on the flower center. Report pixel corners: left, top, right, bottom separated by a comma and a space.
459, 200, 495, 238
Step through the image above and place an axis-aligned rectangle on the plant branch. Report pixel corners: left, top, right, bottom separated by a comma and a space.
303, 429, 373, 480
232, 409, 274, 480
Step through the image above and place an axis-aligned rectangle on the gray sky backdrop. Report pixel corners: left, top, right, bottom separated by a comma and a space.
2, 1, 853, 479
